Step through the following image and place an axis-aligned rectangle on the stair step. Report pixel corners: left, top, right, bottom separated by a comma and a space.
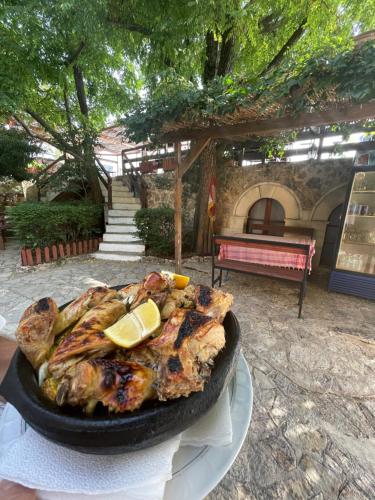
112, 195, 139, 202
113, 202, 141, 210
103, 233, 141, 243
94, 252, 143, 262
108, 216, 134, 225
99, 242, 145, 253
108, 209, 137, 217
106, 224, 137, 233
111, 189, 132, 195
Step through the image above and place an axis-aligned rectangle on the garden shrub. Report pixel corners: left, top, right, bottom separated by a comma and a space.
135, 207, 175, 257
7, 202, 102, 248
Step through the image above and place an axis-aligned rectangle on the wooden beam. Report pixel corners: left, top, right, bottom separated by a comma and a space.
162, 102, 375, 142
174, 142, 182, 274
181, 138, 211, 176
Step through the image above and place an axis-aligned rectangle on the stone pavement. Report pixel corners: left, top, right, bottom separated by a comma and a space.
1, 242, 374, 499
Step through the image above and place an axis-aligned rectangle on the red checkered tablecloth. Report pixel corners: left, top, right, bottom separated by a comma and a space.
218, 234, 315, 272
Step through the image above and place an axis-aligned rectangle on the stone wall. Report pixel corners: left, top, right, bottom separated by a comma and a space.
142, 159, 353, 267
143, 172, 197, 228
217, 159, 352, 267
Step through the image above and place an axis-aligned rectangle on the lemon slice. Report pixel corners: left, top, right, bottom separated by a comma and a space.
104, 299, 161, 348
161, 270, 190, 289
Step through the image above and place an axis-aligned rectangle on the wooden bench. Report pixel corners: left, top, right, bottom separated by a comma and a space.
211, 235, 311, 318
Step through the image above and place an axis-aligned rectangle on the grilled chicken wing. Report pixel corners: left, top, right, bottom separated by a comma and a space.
48, 299, 126, 378
16, 297, 58, 369
56, 359, 156, 413
52, 286, 118, 336
128, 309, 225, 400
195, 285, 233, 322
119, 272, 171, 311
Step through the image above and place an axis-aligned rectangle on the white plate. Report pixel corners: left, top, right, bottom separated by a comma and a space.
164, 352, 252, 500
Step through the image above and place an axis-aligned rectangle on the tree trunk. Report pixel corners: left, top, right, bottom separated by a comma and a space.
194, 141, 216, 255
83, 141, 103, 204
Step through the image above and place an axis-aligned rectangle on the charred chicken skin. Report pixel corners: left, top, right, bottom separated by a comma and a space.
128, 308, 226, 400
16, 297, 58, 369
119, 272, 171, 311
195, 285, 233, 322
56, 359, 156, 413
52, 286, 118, 336
48, 299, 126, 378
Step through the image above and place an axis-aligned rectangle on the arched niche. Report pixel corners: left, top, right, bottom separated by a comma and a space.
225, 182, 301, 234
233, 182, 301, 219
311, 184, 347, 221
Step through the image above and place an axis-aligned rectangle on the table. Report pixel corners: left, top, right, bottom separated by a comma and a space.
219, 233, 316, 272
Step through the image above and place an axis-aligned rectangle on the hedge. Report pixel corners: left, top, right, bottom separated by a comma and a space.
135, 207, 175, 256
6, 202, 103, 248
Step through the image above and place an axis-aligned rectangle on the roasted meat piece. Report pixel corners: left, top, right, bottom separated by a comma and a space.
48, 299, 126, 378
52, 286, 118, 336
160, 285, 195, 320
16, 297, 58, 369
195, 285, 233, 322
119, 272, 171, 311
56, 359, 156, 413
128, 309, 225, 400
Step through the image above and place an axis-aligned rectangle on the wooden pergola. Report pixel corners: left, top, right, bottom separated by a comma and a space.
166, 101, 375, 273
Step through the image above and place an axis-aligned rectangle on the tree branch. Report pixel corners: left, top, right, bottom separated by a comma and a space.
63, 80, 75, 142
108, 16, 152, 36
259, 17, 307, 77
12, 114, 61, 150
203, 31, 219, 84
73, 65, 89, 117
24, 108, 82, 158
217, 26, 235, 76
65, 41, 85, 66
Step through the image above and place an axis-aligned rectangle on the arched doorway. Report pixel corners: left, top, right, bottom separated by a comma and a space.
246, 198, 285, 235
320, 204, 343, 267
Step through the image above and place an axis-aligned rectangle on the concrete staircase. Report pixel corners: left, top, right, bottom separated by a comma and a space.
94, 179, 144, 262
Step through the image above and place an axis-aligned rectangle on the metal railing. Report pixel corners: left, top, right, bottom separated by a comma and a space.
122, 151, 147, 208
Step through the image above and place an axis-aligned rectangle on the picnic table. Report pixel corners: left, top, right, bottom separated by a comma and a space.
212, 233, 316, 317
219, 233, 316, 272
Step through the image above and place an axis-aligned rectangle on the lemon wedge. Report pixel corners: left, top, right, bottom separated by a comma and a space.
161, 271, 190, 289
104, 299, 161, 348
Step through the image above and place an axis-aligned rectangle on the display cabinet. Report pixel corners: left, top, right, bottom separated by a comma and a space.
329, 151, 375, 299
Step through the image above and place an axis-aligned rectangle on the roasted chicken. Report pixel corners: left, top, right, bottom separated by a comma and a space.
16, 297, 58, 369
195, 285, 233, 322
15, 271, 232, 415
160, 285, 195, 320
52, 286, 118, 336
48, 299, 126, 378
127, 308, 226, 400
55, 359, 156, 413
119, 272, 171, 311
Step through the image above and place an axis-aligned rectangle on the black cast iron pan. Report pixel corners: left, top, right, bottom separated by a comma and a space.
0, 285, 240, 454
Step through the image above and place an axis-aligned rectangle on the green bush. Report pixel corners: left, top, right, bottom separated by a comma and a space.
6, 202, 103, 248
135, 207, 175, 257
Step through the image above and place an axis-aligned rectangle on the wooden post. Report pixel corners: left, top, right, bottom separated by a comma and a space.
174, 142, 182, 274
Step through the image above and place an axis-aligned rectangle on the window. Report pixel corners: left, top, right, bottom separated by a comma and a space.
246, 198, 285, 235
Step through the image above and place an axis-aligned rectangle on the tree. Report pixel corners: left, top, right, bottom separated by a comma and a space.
0, 1, 142, 202
121, 0, 375, 253
0, 127, 40, 181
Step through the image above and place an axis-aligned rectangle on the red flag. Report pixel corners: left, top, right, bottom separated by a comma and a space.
208, 177, 216, 220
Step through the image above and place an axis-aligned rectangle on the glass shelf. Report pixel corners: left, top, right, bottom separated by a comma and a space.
336, 170, 375, 275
